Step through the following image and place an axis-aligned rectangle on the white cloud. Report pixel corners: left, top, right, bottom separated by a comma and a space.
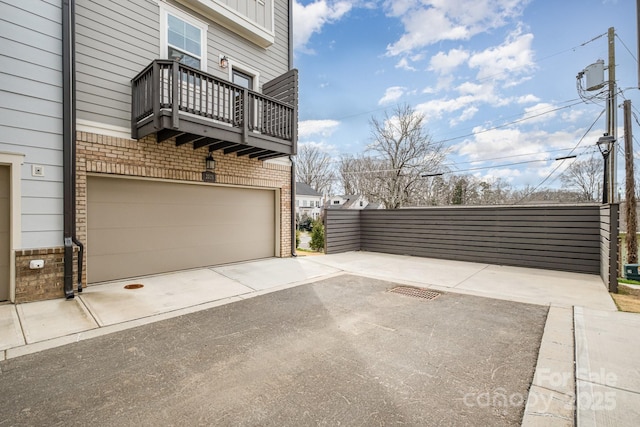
293, 1, 352, 53
522, 102, 557, 124
456, 81, 493, 98
468, 28, 535, 84
378, 86, 406, 105
429, 48, 470, 74
414, 79, 508, 124
384, 0, 530, 56
395, 58, 417, 71
561, 109, 585, 123
415, 95, 476, 121
517, 94, 540, 104
298, 119, 341, 139
449, 106, 479, 126
454, 127, 585, 167
298, 140, 338, 154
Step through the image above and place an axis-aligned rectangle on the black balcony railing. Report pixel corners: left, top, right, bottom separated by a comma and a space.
131, 60, 297, 159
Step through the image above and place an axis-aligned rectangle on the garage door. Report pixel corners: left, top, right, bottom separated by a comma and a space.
0, 166, 9, 301
87, 176, 276, 283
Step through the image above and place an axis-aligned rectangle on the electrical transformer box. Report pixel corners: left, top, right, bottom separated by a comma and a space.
585, 60, 605, 91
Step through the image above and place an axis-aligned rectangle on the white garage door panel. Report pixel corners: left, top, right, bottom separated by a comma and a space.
88, 176, 275, 283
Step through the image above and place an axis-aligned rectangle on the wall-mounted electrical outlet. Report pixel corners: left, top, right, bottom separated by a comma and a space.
29, 260, 45, 269
31, 165, 44, 177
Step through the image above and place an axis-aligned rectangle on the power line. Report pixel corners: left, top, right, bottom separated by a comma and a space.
434, 100, 586, 145
439, 146, 593, 167
425, 153, 592, 176
615, 33, 638, 64
515, 108, 606, 204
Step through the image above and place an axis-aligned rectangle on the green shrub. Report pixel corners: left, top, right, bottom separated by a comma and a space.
310, 220, 325, 251
296, 230, 301, 248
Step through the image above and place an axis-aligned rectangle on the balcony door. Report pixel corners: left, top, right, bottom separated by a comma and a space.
232, 69, 254, 90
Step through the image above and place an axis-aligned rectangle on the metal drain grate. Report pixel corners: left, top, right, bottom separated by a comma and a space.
388, 286, 440, 300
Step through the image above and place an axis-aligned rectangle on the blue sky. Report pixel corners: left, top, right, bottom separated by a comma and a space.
292, 0, 640, 192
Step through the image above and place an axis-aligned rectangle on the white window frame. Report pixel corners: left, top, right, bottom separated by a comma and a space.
160, 3, 208, 72
226, 57, 260, 90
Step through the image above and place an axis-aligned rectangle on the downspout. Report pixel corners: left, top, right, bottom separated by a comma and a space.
289, 0, 297, 257
290, 158, 297, 257
62, 0, 84, 298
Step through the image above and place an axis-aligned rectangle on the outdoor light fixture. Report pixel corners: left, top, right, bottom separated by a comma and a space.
219, 55, 229, 69
202, 154, 216, 183
597, 134, 616, 204
206, 153, 215, 171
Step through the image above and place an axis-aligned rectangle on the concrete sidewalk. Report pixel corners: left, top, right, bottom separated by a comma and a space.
0, 251, 637, 426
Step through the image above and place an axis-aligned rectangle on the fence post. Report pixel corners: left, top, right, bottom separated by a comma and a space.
609, 203, 619, 292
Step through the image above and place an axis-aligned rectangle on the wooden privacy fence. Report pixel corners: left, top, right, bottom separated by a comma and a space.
325, 204, 619, 290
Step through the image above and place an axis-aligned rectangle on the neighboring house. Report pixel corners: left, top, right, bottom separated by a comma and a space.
1, 0, 297, 302
327, 195, 370, 210
364, 202, 383, 210
295, 182, 322, 220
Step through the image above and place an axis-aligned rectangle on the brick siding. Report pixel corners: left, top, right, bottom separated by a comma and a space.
14, 247, 80, 303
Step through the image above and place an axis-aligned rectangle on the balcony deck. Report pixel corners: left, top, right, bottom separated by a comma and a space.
131, 60, 297, 160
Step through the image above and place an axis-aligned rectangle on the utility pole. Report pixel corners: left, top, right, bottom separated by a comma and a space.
607, 27, 618, 203
624, 100, 637, 263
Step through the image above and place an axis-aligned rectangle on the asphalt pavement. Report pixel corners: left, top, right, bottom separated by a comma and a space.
0, 274, 547, 426
0, 251, 638, 426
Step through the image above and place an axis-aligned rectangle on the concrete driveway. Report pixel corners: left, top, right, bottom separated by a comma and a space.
0, 274, 548, 426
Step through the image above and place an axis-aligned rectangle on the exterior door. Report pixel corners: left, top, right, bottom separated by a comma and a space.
87, 176, 276, 283
0, 166, 9, 301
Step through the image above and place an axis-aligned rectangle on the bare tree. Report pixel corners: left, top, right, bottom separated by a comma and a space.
368, 104, 447, 208
337, 155, 382, 198
559, 155, 602, 202
295, 143, 335, 195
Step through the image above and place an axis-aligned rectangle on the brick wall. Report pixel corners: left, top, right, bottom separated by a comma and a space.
14, 247, 79, 303
76, 131, 292, 286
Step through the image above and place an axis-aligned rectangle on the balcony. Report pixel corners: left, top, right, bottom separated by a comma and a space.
131, 60, 297, 160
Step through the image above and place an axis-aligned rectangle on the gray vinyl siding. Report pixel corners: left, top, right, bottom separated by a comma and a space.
0, 0, 64, 249
75, 0, 289, 129
75, 0, 158, 127
325, 205, 612, 277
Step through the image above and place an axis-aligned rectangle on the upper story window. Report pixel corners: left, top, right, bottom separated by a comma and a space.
160, 4, 208, 71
